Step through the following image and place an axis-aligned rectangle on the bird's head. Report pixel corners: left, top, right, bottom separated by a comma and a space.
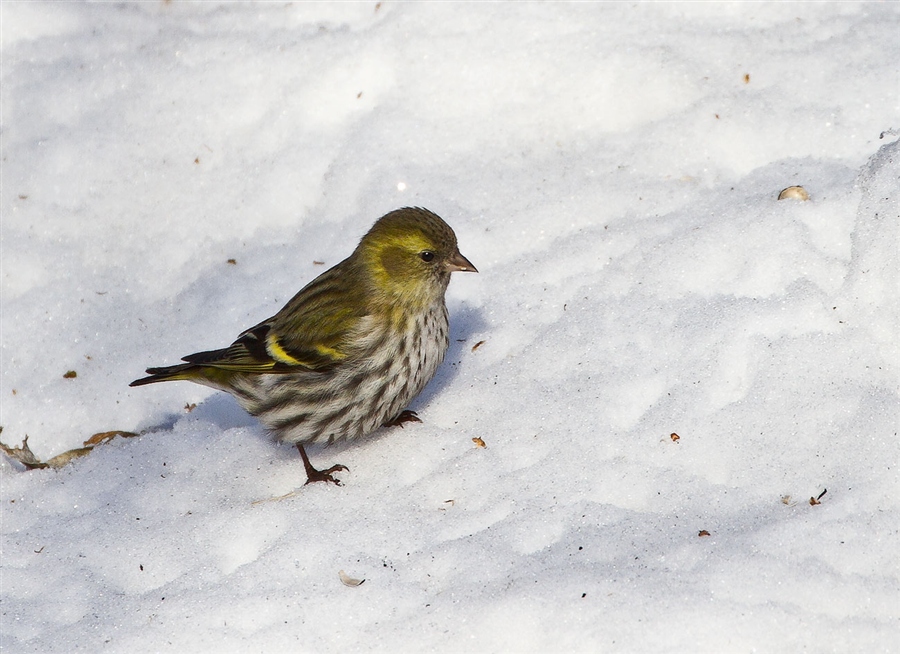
356, 207, 477, 307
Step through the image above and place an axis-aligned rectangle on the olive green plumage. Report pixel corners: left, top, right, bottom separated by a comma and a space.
131, 207, 476, 483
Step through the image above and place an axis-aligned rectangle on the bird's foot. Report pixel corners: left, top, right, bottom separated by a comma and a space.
297, 443, 348, 486
384, 409, 422, 428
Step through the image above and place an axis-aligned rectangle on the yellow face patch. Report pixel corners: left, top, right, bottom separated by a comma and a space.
366, 230, 432, 287
392, 231, 433, 253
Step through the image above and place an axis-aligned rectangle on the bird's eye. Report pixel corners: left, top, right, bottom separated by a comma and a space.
420, 251, 435, 262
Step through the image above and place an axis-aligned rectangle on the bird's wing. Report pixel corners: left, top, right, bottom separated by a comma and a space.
181, 262, 371, 373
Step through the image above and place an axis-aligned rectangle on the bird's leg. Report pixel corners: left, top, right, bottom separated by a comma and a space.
296, 443, 348, 486
383, 409, 422, 428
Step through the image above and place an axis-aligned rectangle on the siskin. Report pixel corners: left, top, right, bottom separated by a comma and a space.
131, 207, 477, 485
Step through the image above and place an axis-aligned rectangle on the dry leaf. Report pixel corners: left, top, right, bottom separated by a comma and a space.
0, 435, 92, 469
0, 434, 48, 469
670, 432, 680, 442
2, 428, 141, 470
698, 530, 711, 537
83, 430, 138, 446
63, 370, 77, 379
471, 340, 486, 352
44, 448, 95, 468
472, 437, 486, 448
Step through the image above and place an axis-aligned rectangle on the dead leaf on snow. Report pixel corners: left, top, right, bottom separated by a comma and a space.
1, 428, 142, 470
0, 433, 48, 469
44, 447, 95, 468
83, 430, 138, 446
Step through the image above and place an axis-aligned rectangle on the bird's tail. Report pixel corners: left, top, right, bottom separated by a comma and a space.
129, 364, 201, 387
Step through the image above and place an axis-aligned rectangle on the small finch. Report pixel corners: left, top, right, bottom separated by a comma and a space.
131, 207, 477, 485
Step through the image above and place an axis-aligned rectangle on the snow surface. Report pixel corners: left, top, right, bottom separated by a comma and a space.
2, 2, 899, 652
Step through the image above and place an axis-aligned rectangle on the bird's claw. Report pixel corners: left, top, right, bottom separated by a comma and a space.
385, 410, 422, 428
304, 464, 349, 486
297, 443, 348, 486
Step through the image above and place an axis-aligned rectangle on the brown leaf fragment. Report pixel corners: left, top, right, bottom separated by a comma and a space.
472, 437, 486, 448
44, 447, 95, 468
83, 430, 139, 446
0, 435, 49, 469
2, 428, 143, 471
698, 530, 711, 537
63, 370, 77, 379
184, 403, 197, 413
670, 432, 680, 442
226, 258, 236, 265
471, 340, 486, 352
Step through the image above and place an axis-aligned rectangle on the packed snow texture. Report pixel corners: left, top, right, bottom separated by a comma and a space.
2, 3, 898, 652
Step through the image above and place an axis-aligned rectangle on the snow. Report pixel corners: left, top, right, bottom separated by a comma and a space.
2, 2, 898, 652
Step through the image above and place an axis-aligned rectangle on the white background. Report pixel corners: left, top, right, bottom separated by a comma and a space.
2, 3, 898, 652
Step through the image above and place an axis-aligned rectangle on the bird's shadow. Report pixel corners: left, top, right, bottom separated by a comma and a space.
137, 392, 260, 438
189, 393, 261, 431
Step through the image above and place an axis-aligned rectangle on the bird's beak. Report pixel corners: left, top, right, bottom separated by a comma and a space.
447, 250, 478, 273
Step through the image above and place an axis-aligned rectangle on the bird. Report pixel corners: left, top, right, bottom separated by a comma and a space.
130, 207, 477, 486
